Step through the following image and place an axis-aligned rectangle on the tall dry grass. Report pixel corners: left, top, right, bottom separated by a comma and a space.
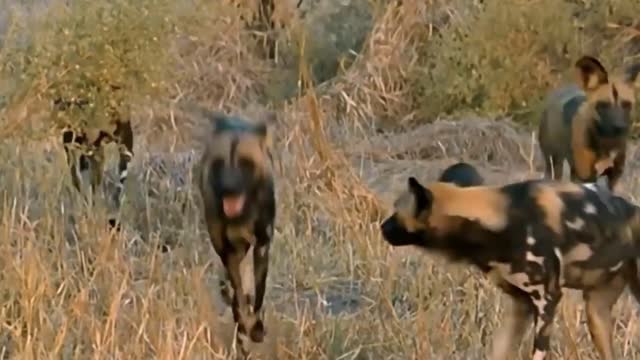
1, 0, 640, 359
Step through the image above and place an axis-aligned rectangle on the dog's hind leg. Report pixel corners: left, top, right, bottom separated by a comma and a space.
491, 285, 534, 360
583, 274, 625, 360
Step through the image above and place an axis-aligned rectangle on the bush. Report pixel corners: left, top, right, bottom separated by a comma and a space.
410, 0, 640, 126
0, 0, 187, 136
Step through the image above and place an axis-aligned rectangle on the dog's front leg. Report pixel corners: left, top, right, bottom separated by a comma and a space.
222, 242, 254, 358
250, 223, 273, 343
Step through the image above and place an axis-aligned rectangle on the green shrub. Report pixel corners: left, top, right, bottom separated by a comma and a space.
410, 0, 640, 126
0, 0, 179, 135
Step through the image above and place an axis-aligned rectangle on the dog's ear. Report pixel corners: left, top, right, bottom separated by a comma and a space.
624, 62, 640, 85
256, 111, 277, 148
575, 56, 609, 91
206, 111, 229, 131
408, 177, 433, 214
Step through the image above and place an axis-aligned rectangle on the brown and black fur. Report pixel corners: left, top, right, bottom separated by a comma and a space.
381, 176, 640, 360
195, 108, 276, 358
437, 162, 484, 187
538, 55, 640, 191
54, 93, 134, 229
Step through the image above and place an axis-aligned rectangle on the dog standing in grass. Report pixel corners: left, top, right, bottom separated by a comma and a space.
538, 55, 640, 190
53, 90, 134, 229
195, 108, 276, 357
380, 175, 640, 360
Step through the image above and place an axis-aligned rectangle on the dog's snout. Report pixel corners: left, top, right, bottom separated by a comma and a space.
380, 217, 396, 239
613, 121, 629, 134
219, 171, 244, 195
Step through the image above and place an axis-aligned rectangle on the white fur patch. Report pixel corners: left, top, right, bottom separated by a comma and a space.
584, 202, 597, 214
554, 248, 564, 285
526, 251, 545, 265
565, 217, 585, 230
610, 261, 624, 272
258, 245, 267, 257
527, 236, 536, 245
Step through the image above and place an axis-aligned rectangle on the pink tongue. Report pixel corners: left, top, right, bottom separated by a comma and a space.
223, 195, 245, 217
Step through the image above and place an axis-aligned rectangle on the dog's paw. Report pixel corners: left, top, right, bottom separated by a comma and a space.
249, 319, 265, 343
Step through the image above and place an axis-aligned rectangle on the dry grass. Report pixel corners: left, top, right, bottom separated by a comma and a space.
1, 0, 640, 359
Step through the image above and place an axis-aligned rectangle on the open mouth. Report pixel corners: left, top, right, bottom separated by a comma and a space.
222, 194, 246, 218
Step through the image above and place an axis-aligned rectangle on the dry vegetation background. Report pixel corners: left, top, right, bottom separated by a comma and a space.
0, 0, 640, 359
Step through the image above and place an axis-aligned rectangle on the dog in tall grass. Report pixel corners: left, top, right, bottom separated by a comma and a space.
53, 89, 134, 229
538, 55, 640, 191
381, 171, 640, 360
195, 108, 276, 357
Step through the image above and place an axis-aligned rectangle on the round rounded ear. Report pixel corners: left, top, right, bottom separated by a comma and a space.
624, 63, 640, 85
407, 176, 433, 210
575, 56, 609, 90
408, 176, 423, 192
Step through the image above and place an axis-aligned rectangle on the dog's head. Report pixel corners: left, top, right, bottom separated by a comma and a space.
201, 110, 276, 222
381, 177, 432, 247
575, 56, 640, 138
380, 177, 509, 249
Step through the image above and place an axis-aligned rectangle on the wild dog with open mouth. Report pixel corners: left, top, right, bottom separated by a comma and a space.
195, 108, 276, 357
538, 55, 640, 190
437, 161, 484, 187
53, 89, 134, 229
380, 175, 640, 360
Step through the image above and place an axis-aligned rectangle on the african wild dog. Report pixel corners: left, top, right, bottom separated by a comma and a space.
538, 55, 640, 191
54, 90, 134, 229
195, 108, 276, 357
437, 161, 484, 187
380, 175, 640, 360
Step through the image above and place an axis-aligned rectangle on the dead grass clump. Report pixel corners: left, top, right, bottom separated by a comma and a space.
168, 2, 275, 109
348, 117, 533, 166
412, 0, 575, 123
310, 0, 431, 131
